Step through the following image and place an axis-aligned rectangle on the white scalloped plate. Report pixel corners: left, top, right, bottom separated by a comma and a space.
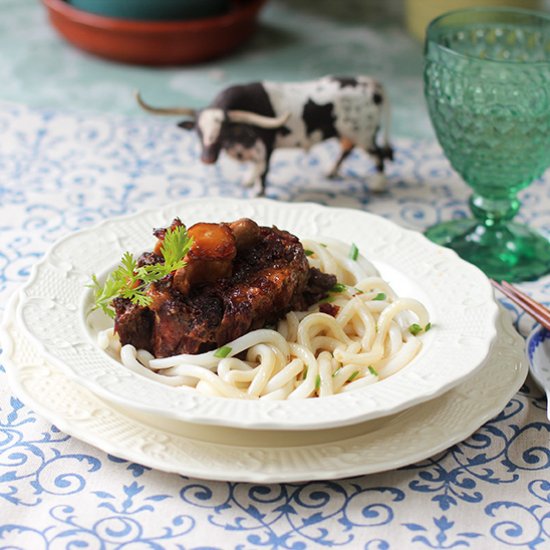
16, 198, 499, 430
2, 293, 526, 482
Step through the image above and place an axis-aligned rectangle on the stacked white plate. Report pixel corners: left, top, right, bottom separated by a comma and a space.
1, 198, 527, 482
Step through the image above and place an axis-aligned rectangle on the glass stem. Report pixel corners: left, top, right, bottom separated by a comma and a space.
469, 193, 520, 228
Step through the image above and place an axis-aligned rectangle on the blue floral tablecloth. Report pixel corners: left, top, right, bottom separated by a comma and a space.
0, 102, 549, 549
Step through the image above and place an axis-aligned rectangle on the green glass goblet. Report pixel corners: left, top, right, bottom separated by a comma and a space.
424, 7, 550, 281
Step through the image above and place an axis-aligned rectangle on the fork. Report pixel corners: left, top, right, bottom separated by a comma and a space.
490, 279, 550, 331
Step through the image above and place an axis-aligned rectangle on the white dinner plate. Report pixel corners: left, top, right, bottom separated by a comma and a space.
2, 293, 526, 482
15, 198, 499, 430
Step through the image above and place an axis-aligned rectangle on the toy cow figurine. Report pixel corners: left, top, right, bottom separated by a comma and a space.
136, 76, 393, 195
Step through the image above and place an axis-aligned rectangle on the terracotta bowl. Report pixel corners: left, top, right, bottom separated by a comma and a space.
42, 0, 267, 66
67, 0, 230, 21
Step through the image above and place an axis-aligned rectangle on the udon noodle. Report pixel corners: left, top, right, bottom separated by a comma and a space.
98, 239, 430, 400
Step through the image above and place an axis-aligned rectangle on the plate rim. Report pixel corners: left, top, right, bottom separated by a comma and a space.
15, 197, 500, 430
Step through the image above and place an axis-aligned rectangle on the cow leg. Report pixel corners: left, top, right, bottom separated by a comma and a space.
244, 159, 266, 190
245, 160, 266, 194
367, 145, 389, 192
243, 169, 257, 188
328, 137, 355, 179
251, 149, 272, 196
241, 141, 272, 196
252, 165, 267, 196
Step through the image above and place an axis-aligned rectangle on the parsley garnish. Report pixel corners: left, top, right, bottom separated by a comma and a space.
349, 243, 359, 261
331, 283, 347, 293
214, 345, 232, 358
315, 374, 321, 391
160, 224, 193, 269
348, 370, 360, 382
89, 225, 193, 318
373, 292, 386, 301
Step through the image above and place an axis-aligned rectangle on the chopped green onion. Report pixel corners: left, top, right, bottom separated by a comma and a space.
349, 243, 359, 261
353, 288, 364, 295
368, 365, 379, 377
214, 346, 232, 358
305, 249, 315, 257
331, 283, 347, 293
409, 323, 423, 336
348, 370, 360, 382
302, 366, 308, 380
315, 374, 321, 391
425, 322, 432, 332
332, 367, 342, 378
373, 292, 386, 301
320, 243, 327, 248
319, 295, 336, 303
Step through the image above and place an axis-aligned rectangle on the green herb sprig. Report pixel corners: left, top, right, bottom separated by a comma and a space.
331, 283, 347, 293
214, 345, 232, 358
409, 322, 432, 336
348, 370, 360, 382
349, 243, 359, 261
89, 225, 193, 318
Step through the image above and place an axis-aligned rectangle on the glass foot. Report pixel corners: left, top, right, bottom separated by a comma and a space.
425, 219, 550, 282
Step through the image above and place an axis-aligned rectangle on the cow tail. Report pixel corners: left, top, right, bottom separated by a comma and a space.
381, 88, 393, 161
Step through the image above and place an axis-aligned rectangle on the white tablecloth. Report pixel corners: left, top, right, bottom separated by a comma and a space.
0, 103, 549, 549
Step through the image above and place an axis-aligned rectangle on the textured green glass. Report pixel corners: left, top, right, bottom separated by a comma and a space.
424, 7, 550, 282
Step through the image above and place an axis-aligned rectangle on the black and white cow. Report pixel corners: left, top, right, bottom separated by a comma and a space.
136, 76, 393, 195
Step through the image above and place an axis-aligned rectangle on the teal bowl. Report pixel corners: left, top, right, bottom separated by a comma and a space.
67, 0, 230, 21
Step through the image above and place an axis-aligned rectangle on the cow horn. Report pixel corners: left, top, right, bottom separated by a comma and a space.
226, 110, 290, 128
135, 91, 196, 117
